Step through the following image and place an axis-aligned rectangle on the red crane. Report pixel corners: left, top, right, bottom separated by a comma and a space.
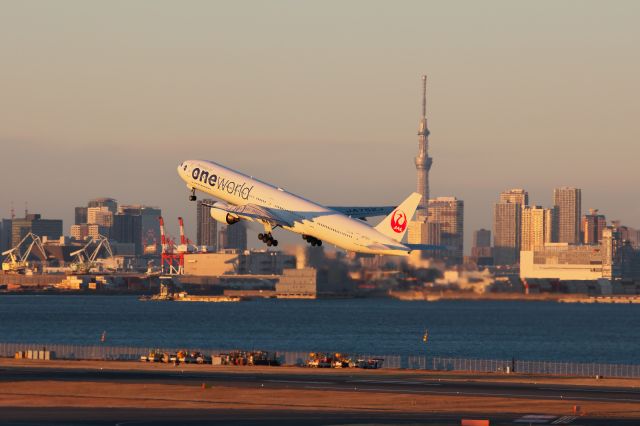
159, 216, 183, 275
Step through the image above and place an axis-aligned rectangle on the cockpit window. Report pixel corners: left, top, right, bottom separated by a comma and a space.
183, 165, 188, 171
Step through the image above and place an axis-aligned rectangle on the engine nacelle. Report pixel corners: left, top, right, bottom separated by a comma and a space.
210, 207, 240, 225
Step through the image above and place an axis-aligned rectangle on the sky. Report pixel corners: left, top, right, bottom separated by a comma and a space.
1, 1, 639, 252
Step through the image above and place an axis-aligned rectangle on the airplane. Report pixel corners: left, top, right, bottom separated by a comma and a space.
177, 160, 440, 256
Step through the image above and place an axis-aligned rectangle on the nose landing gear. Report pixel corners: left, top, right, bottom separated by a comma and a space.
189, 188, 197, 201
302, 235, 322, 247
258, 233, 278, 247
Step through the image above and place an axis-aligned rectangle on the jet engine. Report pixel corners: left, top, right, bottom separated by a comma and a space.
210, 206, 240, 225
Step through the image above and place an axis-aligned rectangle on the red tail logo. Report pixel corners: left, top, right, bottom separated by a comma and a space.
390, 210, 407, 233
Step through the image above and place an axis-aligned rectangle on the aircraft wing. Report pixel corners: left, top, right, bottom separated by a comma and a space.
202, 201, 294, 227
329, 206, 396, 219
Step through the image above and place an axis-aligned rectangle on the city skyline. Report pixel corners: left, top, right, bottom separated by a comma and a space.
1, 1, 639, 252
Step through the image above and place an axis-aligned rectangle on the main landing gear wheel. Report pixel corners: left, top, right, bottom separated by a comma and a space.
258, 233, 278, 247
189, 188, 197, 201
302, 235, 322, 247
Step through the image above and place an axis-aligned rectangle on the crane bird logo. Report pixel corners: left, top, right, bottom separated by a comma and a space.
390, 210, 408, 233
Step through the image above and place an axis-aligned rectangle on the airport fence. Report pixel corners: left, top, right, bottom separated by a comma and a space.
1, 342, 639, 378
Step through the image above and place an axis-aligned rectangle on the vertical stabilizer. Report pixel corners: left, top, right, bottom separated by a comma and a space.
375, 193, 422, 242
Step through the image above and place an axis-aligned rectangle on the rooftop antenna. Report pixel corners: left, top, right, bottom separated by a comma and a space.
422, 75, 427, 119
10, 201, 15, 219
25, 201, 28, 217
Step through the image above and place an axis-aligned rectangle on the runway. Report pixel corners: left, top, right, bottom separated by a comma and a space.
1, 363, 639, 425
3, 365, 639, 404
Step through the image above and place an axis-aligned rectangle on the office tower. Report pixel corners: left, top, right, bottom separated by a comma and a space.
425, 197, 464, 264
553, 187, 582, 244
414, 75, 433, 218
499, 188, 529, 206
112, 214, 143, 254
224, 223, 247, 251
471, 229, 492, 265
521, 206, 553, 251
88, 197, 118, 214
493, 202, 521, 265
408, 221, 441, 247
0, 219, 11, 252
10, 214, 62, 247
87, 207, 113, 227
196, 199, 218, 249
74, 207, 88, 225
582, 209, 606, 244
117, 205, 162, 256
473, 229, 491, 248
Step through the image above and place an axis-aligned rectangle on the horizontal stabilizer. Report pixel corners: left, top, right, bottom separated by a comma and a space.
406, 244, 447, 251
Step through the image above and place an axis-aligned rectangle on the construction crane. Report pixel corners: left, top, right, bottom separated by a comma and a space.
1, 233, 48, 274
176, 217, 197, 254
69, 235, 114, 274
159, 216, 183, 275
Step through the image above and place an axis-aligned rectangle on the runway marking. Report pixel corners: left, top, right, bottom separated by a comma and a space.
538, 386, 640, 394
347, 379, 441, 386
302, 386, 640, 403
552, 416, 578, 424
514, 414, 556, 424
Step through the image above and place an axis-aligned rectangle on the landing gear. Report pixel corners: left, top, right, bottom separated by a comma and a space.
302, 235, 322, 247
258, 232, 278, 247
189, 188, 197, 201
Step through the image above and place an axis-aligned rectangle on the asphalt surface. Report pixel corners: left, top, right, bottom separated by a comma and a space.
1, 365, 639, 425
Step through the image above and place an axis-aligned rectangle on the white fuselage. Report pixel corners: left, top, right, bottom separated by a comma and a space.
177, 160, 411, 256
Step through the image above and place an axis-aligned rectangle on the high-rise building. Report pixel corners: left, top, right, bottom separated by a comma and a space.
88, 198, 118, 214
112, 214, 143, 255
11, 214, 63, 247
473, 229, 492, 248
521, 206, 553, 251
407, 220, 441, 247
87, 207, 114, 228
415, 75, 433, 218
582, 208, 606, 245
499, 188, 529, 206
223, 223, 247, 251
0, 219, 11, 252
553, 187, 582, 244
493, 202, 521, 265
471, 229, 492, 265
70, 224, 89, 240
196, 199, 218, 249
493, 189, 528, 265
74, 207, 88, 225
117, 205, 161, 256
425, 197, 463, 264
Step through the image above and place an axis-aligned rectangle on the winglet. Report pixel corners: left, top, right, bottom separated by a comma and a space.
374, 193, 422, 242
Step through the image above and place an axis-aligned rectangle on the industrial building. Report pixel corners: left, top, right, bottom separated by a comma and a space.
183, 250, 295, 276
520, 227, 618, 281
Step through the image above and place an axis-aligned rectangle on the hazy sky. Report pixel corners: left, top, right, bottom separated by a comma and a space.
1, 1, 639, 252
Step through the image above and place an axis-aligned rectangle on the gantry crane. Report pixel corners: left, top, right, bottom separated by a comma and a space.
1, 232, 48, 274
69, 234, 114, 274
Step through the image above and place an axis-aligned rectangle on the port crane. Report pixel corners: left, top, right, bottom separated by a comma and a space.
69, 234, 114, 274
1, 232, 48, 273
